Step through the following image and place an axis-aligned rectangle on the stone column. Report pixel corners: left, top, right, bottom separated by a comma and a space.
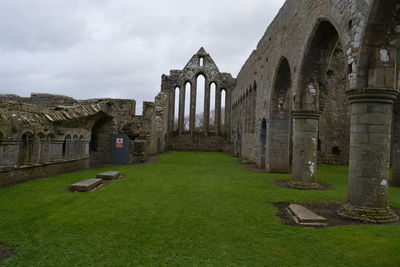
288, 110, 321, 189
190, 80, 197, 133
338, 90, 399, 223
215, 88, 221, 135
204, 79, 210, 133
179, 86, 185, 133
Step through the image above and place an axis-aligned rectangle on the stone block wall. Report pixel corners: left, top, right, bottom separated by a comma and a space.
167, 133, 228, 152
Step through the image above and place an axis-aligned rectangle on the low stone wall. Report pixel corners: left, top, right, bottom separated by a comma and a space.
167, 133, 227, 152
0, 158, 89, 187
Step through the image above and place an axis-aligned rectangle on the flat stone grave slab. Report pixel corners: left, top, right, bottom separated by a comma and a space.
70, 178, 103, 192
96, 171, 120, 180
287, 204, 328, 226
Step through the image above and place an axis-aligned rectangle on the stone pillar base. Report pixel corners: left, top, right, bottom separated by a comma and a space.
287, 181, 323, 190
338, 203, 399, 224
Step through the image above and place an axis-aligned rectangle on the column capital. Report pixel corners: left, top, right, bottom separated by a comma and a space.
346, 89, 399, 104
291, 110, 321, 119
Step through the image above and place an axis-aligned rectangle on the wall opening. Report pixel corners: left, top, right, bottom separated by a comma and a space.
199, 57, 204, 67
184, 82, 191, 131
19, 132, 34, 166
174, 87, 180, 131
267, 57, 292, 172
221, 89, 226, 131
48, 134, 55, 161
73, 135, 79, 159
79, 135, 85, 156
62, 134, 71, 160
209, 82, 216, 131
196, 74, 205, 131
37, 133, 46, 164
299, 20, 350, 165
332, 146, 341, 156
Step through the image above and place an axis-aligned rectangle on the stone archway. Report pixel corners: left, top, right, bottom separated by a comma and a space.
339, 0, 400, 223
289, 19, 349, 189
266, 57, 292, 173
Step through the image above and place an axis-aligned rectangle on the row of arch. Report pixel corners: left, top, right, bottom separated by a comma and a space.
171, 74, 228, 134
232, 82, 257, 134
235, 0, 400, 223
0, 131, 89, 168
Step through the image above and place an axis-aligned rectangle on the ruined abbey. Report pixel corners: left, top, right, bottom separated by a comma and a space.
1, 0, 399, 224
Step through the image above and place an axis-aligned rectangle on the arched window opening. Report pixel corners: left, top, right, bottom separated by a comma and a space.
199, 57, 204, 67
221, 89, 227, 130
62, 134, 71, 160
73, 135, 79, 159
209, 82, 217, 131
174, 87, 180, 131
184, 82, 191, 131
19, 132, 34, 166
196, 74, 205, 131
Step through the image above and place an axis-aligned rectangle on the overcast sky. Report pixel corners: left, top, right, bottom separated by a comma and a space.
0, 0, 285, 113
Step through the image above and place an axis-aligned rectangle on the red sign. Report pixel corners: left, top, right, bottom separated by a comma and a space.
116, 138, 124, 148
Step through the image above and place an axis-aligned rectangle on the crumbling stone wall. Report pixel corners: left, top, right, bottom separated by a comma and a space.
0, 99, 109, 186
0, 93, 78, 108
161, 48, 236, 151
231, 0, 367, 168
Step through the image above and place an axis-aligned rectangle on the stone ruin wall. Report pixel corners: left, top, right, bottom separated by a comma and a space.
161, 48, 236, 152
0, 92, 168, 186
231, 0, 371, 167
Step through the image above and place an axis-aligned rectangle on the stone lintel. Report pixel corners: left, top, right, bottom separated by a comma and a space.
346, 89, 399, 104
96, 171, 120, 180
287, 204, 327, 226
70, 178, 102, 192
291, 110, 321, 120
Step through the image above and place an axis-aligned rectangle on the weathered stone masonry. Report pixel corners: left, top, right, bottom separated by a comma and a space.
1, 0, 400, 224
0, 93, 169, 186
230, 0, 400, 223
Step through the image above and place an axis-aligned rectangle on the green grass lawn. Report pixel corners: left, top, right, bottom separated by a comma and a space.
0, 152, 399, 266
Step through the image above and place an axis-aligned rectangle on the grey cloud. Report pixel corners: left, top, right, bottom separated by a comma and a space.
0, 0, 285, 113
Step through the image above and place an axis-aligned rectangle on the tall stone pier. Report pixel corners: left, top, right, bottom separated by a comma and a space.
339, 90, 399, 223
288, 111, 321, 189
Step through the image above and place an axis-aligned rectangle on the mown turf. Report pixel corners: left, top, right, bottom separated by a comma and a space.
0, 152, 399, 266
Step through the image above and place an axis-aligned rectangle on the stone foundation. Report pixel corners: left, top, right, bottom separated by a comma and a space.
338, 203, 399, 224
0, 158, 89, 187
167, 133, 228, 152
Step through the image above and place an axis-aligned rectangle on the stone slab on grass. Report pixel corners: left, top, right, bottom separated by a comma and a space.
287, 204, 327, 226
70, 178, 103, 192
96, 171, 120, 180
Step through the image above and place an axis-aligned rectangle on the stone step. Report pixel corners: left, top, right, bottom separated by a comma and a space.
96, 171, 120, 180
70, 178, 103, 192
287, 204, 327, 226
